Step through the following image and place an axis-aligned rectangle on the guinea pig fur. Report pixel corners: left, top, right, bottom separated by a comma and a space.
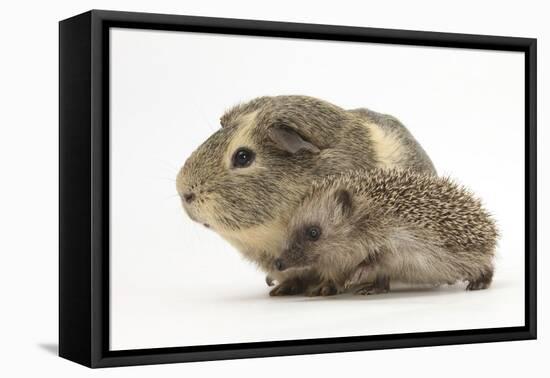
176, 95, 436, 296
275, 169, 499, 296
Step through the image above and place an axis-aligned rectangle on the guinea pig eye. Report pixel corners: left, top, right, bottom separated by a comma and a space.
232, 148, 255, 168
306, 226, 321, 241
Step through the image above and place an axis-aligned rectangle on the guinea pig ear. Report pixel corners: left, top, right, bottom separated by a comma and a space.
334, 189, 353, 217
268, 126, 320, 154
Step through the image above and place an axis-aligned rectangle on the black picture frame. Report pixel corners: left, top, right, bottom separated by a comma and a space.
59, 9, 537, 368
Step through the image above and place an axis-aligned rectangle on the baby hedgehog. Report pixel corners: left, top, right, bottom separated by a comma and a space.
273, 169, 499, 296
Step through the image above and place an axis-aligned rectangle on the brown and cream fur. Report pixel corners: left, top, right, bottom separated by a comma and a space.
275, 169, 499, 295
176, 96, 436, 295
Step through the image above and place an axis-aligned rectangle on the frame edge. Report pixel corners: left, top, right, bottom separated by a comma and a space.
59, 11, 94, 368
526, 38, 537, 340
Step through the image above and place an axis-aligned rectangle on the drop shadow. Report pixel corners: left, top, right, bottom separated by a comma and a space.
225, 286, 457, 303
220, 281, 505, 303
223, 291, 310, 303
37, 343, 58, 355
330, 285, 468, 302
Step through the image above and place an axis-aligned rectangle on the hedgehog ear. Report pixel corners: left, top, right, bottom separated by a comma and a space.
334, 189, 352, 217
268, 125, 320, 154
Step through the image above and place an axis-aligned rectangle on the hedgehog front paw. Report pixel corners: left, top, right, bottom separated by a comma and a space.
355, 285, 386, 296
344, 263, 371, 289
354, 275, 390, 296
306, 282, 338, 297
269, 278, 306, 296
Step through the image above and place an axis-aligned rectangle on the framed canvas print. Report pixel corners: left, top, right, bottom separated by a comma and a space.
59, 10, 537, 368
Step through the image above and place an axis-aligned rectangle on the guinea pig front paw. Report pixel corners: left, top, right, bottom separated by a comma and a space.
306, 282, 338, 297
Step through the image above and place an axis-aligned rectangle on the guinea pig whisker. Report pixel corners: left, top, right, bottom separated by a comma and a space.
193, 98, 218, 132
156, 176, 177, 182
158, 194, 182, 204
156, 160, 181, 175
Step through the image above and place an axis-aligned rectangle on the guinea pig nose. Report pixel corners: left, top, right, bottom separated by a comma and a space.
274, 258, 285, 271
183, 192, 196, 203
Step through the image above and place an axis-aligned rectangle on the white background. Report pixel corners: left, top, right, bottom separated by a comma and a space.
110, 28, 525, 350
0, 0, 547, 377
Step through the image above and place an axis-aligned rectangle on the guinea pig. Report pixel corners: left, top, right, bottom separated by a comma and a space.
274, 169, 498, 296
176, 95, 436, 295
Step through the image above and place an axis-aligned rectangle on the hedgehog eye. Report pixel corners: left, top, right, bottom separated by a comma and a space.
232, 148, 255, 168
306, 226, 321, 241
